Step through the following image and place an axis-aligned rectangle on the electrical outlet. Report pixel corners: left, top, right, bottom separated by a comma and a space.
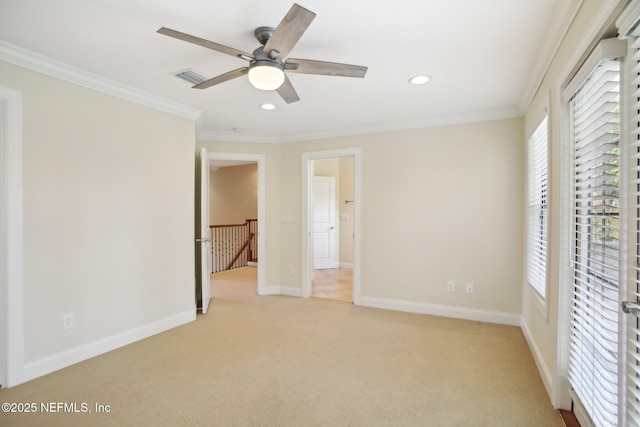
289, 266, 295, 277
62, 313, 74, 330
466, 283, 474, 294
447, 281, 455, 292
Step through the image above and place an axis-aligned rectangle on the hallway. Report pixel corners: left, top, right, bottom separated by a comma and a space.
311, 267, 353, 302
210, 266, 257, 298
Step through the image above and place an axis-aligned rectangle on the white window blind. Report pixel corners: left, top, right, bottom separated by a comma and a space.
528, 117, 549, 298
568, 57, 621, 427
625, 26, 640, 426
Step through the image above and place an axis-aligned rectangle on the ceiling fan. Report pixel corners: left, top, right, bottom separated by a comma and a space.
157, 3, 368, 104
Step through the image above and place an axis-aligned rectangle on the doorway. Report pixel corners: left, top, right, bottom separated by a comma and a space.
302, 148, 361, 304
209, 159, 259, 297
311, 160, 352, 302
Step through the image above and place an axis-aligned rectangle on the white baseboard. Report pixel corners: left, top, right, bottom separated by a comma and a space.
520, 318, 554, 402
20, 309, 196, 385
358, 296, 521, 326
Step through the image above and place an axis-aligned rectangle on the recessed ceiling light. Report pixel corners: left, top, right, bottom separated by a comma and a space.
260, 103, 277, 110
409, 75, 431, 85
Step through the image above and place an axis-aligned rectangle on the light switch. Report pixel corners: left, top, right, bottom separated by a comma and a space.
340, 213, 350, 220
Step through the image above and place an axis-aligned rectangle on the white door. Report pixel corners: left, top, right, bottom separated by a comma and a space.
198, 147, 211, 314
313, 176, 338, 269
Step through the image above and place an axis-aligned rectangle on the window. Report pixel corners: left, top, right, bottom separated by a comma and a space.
622, 16, 640, 425
527, 116, 549, 298
566, 46, 622, 427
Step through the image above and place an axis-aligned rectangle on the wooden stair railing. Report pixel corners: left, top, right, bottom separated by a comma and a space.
209, 219, 258, 273
226, 232, 255, 270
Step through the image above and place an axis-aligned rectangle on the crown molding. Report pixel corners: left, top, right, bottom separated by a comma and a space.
278, 107, 522, 143
197, 130, 281, 143
198, 107, 521, 144
0, 41, 201, 121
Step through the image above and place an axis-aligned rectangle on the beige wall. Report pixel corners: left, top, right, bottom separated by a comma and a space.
209, 163, 258, 225
0, 62, 196, 368
279, 119, 524, 313
205, 119, 524, 314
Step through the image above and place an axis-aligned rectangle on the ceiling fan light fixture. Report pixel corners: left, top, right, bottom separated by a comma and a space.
248, 61, 285, 91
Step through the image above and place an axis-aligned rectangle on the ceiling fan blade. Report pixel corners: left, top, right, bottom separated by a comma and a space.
264, 4, 316, 59
285, 58, 368, 78
157, 27, 254, 61
276, 75, 300, 104
193, 68, 249, 89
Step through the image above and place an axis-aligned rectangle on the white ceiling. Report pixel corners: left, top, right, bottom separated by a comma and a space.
0, 0, 574, 142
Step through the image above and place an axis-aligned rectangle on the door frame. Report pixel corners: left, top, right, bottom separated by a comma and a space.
0, 87, 24, 388
198, 147, 211, 314
205, 152, 267, 295
301, 148, 361, 304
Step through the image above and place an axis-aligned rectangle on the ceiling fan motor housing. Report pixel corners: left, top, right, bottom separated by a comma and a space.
251, 46, 284, 68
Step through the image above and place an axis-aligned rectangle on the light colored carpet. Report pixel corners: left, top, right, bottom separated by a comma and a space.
0, 267, 563, 426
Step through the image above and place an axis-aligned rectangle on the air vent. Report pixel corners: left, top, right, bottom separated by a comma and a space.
173, 69, 206, 85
